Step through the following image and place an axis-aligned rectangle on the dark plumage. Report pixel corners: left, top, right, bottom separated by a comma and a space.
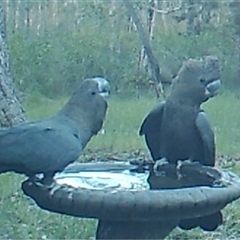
0, 78, 109, 184
139, 56, 221, 231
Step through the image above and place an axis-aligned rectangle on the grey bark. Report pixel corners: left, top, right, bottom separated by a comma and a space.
123, 0, 163, 98
0, 4, 26, 126
229, 2, 240, 82
138, 0, 158, 77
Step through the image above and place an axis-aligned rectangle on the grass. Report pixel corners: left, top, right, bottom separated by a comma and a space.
1, 89, 240, 239
25, 89, 240, 156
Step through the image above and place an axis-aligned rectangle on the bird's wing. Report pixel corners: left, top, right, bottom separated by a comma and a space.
0, 120, 83, 174
195, 111, 215, 166
139, 102, 165, 161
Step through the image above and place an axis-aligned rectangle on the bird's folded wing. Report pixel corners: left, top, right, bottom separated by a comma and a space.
0, 120, 83, 173
195, 111, 215, 166
139, 102, 165, 160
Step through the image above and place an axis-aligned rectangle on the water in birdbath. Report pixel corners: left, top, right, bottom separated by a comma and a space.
54, 160, 240, 192
54, 162, 149, 191
55, 161, 239, 191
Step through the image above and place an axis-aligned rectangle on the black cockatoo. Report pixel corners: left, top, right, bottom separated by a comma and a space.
0, 78, 110, 185
140, 56, 221, 231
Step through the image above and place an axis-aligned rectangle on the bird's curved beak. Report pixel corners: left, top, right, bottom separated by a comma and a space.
205, 79, 221, 98
99, 88, 110, 98
93, 77, 111, 99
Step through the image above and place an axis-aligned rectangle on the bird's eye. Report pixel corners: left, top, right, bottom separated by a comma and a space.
73, 133, 79, 139
200, 78, 205, 84
91, 91, 96, 95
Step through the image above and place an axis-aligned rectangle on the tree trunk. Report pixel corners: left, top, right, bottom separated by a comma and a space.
139, 0, 158, 75
230, 1, 240, 82
123, 0, 164, 98
109, 0, 116, 52
0, 4, 26, 126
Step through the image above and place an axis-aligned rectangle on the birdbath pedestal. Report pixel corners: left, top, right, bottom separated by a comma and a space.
22, 161, 240, 239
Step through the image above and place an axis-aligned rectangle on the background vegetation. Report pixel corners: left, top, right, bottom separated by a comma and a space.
3, 0, 240, 97
1, 0, 240, 239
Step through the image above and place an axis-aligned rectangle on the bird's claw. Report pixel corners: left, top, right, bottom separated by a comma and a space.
34, 180, 55, 189
176, 159, 203, 180
31, 176, 56, 189
176, 159, 194, 168
49, 184, 62, 196
153, 158, 169, 172
176, 159, 191, 179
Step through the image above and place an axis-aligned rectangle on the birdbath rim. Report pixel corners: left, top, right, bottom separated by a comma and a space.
22, 161, 240, 222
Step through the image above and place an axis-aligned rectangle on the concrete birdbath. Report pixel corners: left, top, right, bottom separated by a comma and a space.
22, 161, 240, 239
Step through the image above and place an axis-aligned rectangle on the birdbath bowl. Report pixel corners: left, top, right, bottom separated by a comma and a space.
22, 161, 240, 239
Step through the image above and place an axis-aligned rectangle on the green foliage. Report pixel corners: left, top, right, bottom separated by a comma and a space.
9, 27, 142, 97
153, 28, 238, 86
6, 1, 239, 98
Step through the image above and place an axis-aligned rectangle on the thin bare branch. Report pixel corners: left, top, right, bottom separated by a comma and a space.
151, 5, 182, 15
